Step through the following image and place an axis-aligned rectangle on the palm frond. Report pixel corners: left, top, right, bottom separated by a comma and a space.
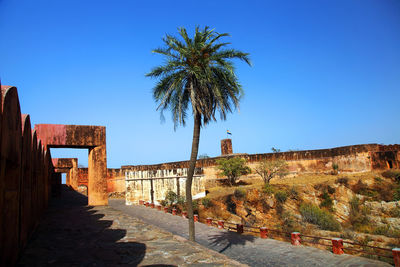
147, 26, 250, 128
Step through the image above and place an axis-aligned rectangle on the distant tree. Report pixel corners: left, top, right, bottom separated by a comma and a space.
255, 159, 288, 184
271, 147, 281, 153
146, 26, 251, 241
216, 157, 251, 186
198, 154, 210, 159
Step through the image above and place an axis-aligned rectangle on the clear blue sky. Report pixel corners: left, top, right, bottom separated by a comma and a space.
1, 0, 399, 168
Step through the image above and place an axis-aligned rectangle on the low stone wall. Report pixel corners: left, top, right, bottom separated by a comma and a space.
124, 168, 205, 205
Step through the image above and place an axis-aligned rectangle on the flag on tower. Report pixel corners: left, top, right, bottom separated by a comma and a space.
227, 130, 232, 135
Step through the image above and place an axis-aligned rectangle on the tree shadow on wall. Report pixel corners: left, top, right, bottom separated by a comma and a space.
18, 185, 147, 266
208, 230, 256, 253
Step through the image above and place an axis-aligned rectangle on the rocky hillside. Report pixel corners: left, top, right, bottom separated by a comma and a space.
196, 170, 400, 262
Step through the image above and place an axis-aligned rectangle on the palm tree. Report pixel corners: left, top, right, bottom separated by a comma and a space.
146, 26, 251, 241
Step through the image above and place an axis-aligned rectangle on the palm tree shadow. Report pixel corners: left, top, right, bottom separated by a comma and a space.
208, 231, 256, 253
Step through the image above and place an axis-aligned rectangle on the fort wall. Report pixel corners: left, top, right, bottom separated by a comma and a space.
122, 142, 399, 204
0, 85, 54, 265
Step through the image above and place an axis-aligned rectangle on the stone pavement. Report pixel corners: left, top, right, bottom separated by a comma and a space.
109, 199, 392, 267
17, 186, 246, 266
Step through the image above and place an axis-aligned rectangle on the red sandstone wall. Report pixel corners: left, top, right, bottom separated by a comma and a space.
77, 168, 125, 194
0, 85, 54, 266
106, 169, 125, 193
121, 143, 399, 174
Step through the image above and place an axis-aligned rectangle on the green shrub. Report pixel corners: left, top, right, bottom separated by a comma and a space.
320, 191, 334, 211
352, 180, 378, 198
192, 200, 199, 212
393, 187, 400, 201
234, 188, 246, 199
159, 200, 168, 206
263, 183, 275, 195
281, 212, 301, 234
216, 157, 251, 186
201, 197, 213, 208
335, 177, 349, 186
349, 197, 371, 231
288, 186, 299, 200
389, 207, 400, 217
275, 190, 288, 203
299, 203, 341, 231
225, 195, 236, 214
327, 185, 336, 194
374, 177, 383, 183
165, 190, 178, 205
332, 163, 339, 175
349, 196, 361, 212
382, 169, 400, 182
373, 225, 400, 238
177, 196, 185, 205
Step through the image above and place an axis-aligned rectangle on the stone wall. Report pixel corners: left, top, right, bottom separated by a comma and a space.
122, 143, 399, 204
0, 85, 54, 266
75, 168, 125, 195
124, 168, 205, 205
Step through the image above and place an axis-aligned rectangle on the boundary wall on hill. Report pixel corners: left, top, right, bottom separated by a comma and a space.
122, 143, 400, 204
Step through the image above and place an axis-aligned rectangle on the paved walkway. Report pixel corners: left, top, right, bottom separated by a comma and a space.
109, 199, 391, 267
18, 187, 245, 266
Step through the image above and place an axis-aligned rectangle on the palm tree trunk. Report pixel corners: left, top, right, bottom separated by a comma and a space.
186, 112, 201, 242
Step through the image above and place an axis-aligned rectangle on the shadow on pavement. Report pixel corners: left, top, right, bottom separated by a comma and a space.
208, 230, 256, 253
18, 185, 146, 266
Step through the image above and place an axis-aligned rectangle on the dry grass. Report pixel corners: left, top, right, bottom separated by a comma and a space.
206, 181, 264, 199
205, 172, 383, 200
271, 172, 381, 186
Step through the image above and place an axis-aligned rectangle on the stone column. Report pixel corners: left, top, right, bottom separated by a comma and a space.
88, 144, 108, 206
70, 159, 78, 190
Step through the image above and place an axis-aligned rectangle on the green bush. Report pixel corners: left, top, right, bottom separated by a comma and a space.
389, 207, 400, 217
201, 197, 213, 208
263, 183, 275, 195
327, 185, 336, 194
332, 163, 339, 175
349, 196, 361, 212
335, 177, 349, 186
225, 195, 236, 214
159, 200, 168, 207
349, 197, 371, 231
234, 188, 246, 199
177, 196, 185, 205
288, 186, 299, 200
165, 190, 178, 205
373, 225, 400, 238
216, 157, 251, 186
299, 203, 341, 231
393, 187, 400, 201
275, 190, 288, 203
352, 180, 378, 198
382, 169, 400, 182
320, 191, 334, 211
192, 200, 199, 212
281, 212, 301, 233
